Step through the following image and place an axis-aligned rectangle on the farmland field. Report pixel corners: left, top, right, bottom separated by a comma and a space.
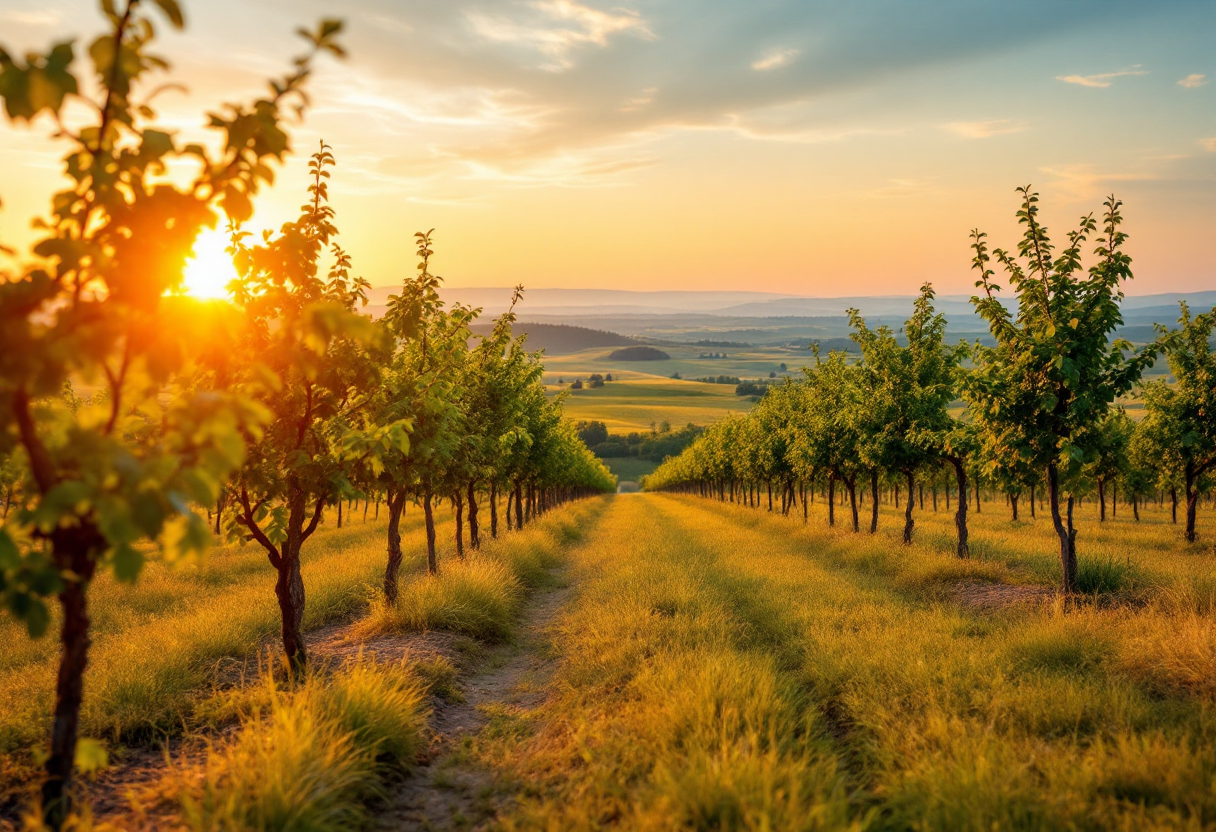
551, 372, 755, 433
4, 490, 1216, 830
598, 455, 658, 484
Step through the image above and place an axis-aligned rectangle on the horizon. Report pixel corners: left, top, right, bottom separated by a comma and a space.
2, 1, 1214, 295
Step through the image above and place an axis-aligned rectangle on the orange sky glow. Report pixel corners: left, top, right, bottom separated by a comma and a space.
1, 1, 1213, 296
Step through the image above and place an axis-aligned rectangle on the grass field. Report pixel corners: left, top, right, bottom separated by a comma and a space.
455, 493, 1216, 830
542, 343, 801, 385
552, 374, 754, 433
599, 456, 658, 484
6, 492, 1216, 829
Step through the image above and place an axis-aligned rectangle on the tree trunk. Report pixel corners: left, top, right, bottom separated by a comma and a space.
384, 491, 406, 603
276, 492, 311, 676
453, 492, 464, 558
1098, 478, 1107, 522
1111, 482, 1117, 519
869, 468, 879, 534
1029, 483, 1036, 519
902, 469, 915, 545
490, 481, 499, 538
336, 498, 342, 529
848, 479, 859, 532
41, 527, 101, 830
932, 485, 937, 512
951, 458, 969, 559
827, 476, 836, 527
767, 482, 772, 512
1132, 494, 1140, 522
1010, 493, 1019, 522
424, 489, 437, 574
1047, 463, 1077, 592
514, 480, 524, 530
467, 480, 480, 549
1171, 487, 1178, 524
1185, 464, 1199, 543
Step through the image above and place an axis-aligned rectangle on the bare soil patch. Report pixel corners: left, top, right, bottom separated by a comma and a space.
375, 576, 573, 831
955, 581, 1055, 610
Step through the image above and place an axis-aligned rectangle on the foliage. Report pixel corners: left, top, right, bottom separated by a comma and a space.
965, 187, 1159, 591
0, 1, 344, 823
1139, 303, 1216, 541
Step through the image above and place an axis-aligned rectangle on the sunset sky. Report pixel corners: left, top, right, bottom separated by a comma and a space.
1, 0, 1213, 295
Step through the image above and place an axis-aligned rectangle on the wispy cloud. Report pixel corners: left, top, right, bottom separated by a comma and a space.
1178, 73, 1208, 88
460, 146, 656, 188
0, 9, 62, 26
466, 0, 653, 72
943, 119, 1028, 139
1039, 163, 1155, 201
1201, 137, 1216, 152
620, 87, 658, 113
752, 48, 800, 72
1056, 65, 1147, 88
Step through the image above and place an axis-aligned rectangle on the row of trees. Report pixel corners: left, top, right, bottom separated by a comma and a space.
647, 189, 1215, 590
0, 3, 612, 826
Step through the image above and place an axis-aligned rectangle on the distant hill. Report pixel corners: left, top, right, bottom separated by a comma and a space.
608, 346, 671, 361
468, 322, 638, 355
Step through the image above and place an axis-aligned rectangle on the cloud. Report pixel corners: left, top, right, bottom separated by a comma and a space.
620, 87, 658, 112
1178, 73, 1208, 88
752, 48, 801, 72
943, 119, 1028, 139
1039, 163, 1156, 201
1201, 138, 1216, 152
465, 0, 654, 72
154, 0, 1194, 192
0, 9, 62, 26
1056, 65, 1148, 88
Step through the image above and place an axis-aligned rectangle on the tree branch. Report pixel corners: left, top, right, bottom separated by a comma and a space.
300, 494, 327, 543
238, 487, 282, 567
13, 389, 57, 494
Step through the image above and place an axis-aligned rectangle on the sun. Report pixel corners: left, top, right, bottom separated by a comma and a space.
181, 227, 239, 299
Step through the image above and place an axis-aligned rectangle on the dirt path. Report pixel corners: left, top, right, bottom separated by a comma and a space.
374, 574, 574, 830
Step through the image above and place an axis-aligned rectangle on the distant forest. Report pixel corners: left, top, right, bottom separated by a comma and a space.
468, 322, 638, 355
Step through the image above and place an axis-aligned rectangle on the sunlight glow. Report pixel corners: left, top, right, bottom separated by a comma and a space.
182, 228, 239, 299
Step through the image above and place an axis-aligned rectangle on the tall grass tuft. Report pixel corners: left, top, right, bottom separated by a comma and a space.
164, 658, 427, 832
357, 556, 523, 642
1075, 554, 1140, 595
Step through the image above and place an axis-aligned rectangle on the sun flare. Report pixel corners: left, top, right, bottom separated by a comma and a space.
181, 228, 239, 300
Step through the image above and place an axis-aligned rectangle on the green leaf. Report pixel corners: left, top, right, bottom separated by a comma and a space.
22, 598, 51, 639
0, 527, 18, 570
111, 543, 144, 584
74, 738, 109, 775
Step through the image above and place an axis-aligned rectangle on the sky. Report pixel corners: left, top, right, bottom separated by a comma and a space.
1, 0, 1214, 295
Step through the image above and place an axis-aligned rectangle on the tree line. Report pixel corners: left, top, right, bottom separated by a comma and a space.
0, 3, 612, 826
647, 188, 1215, 591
